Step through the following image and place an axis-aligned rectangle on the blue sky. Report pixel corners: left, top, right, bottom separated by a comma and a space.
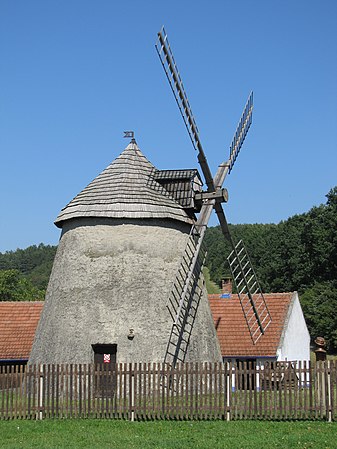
1, 0, 336, 252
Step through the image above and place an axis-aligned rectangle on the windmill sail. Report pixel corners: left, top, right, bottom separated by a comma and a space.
156, 27, 214, 192
164, 225, 207, 369
213, 93, 272, 342
157, 27, 272, 366
227, 240, 272, 343
228, 92, 253, 174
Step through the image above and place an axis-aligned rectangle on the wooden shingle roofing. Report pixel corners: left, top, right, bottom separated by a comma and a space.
209, 293, 294, 358
55, 142, 195, 227
0, 302, 43, 361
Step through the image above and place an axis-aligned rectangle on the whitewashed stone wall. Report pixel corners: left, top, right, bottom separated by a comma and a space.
29, 218, 221, 364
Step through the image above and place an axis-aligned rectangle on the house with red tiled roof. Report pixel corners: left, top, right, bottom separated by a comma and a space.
209, 284, 310, 365
0, 302, 44, 367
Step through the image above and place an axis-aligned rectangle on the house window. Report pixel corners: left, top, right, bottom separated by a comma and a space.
92, 344, 117, 397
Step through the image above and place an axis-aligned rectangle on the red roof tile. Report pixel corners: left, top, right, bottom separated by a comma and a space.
208, 293, 293, 358
0, 302, 44, 360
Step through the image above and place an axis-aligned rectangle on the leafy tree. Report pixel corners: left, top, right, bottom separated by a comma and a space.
300, 282, 337, 352
0, 269, 45, 301
0, 244, 56, 290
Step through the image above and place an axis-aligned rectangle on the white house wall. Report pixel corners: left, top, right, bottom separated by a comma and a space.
276, 292, 310, 363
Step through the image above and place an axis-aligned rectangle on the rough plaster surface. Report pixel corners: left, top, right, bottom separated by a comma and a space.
29, 218, 221, 364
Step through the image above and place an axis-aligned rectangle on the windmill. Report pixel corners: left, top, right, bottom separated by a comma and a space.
29, 29, 269, 371
156, 27, 272, 369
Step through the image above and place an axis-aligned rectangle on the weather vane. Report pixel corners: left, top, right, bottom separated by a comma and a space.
124, 131, 134, 139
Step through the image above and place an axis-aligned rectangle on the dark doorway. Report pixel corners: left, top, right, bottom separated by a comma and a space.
92, 344, 117, 365
92, 344, 117, 397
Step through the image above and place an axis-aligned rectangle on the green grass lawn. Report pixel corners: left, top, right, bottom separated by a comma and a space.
0, 419, 336, 449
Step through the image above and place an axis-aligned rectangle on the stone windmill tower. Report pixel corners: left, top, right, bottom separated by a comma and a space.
29, 138, 222, 365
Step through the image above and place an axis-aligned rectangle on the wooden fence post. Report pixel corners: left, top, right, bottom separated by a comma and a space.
327, 360, 332, 422
129, 363, 135, 422
38, 365, 43, 420
226, 361, 231, 421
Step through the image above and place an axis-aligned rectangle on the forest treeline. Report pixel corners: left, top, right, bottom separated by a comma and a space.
0, 244, 56, 301
0, 187, 336, 351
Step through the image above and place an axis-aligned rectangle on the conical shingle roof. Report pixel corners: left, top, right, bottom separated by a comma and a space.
55, 141, 194, 227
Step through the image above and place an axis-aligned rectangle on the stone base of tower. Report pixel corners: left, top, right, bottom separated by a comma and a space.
29, 218, 222, 365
